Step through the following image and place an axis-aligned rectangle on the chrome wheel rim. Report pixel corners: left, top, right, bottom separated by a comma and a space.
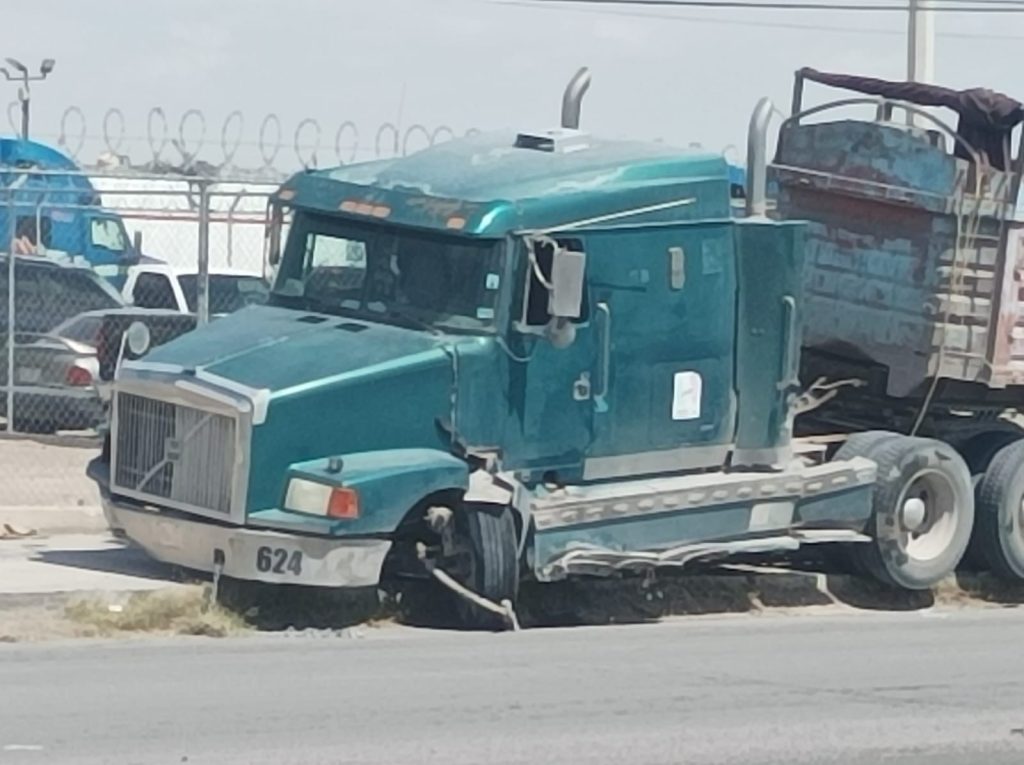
897, 469, 958, 563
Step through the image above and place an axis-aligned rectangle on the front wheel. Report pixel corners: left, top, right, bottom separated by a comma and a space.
854, 436, 974, 590
448, 503, 519, 630
974, 440, 1024, 581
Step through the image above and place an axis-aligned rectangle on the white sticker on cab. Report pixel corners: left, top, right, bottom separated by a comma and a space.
672, 371, 702, 421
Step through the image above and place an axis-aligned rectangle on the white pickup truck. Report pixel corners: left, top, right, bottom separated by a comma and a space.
122, 263, 270, 316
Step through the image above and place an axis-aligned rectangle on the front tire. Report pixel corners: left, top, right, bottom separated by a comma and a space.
974, 440, 1024, 581
854, 436, 974, 589
450, 503, 519, 630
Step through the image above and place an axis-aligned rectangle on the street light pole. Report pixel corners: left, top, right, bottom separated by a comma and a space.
906, 0, 934, 126
0, 58, 55, 140
907, 0, 935, 84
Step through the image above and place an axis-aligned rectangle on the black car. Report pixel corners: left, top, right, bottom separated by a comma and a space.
0, 254, 124, 334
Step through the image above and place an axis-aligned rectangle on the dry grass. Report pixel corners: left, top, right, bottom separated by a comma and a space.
63, 587, 248, 638
3, 571, 1023, 643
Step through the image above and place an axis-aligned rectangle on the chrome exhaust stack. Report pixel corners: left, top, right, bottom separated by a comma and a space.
561, 67, 592, 130
745, 97, 774, 218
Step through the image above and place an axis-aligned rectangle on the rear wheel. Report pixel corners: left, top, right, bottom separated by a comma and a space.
853, 435, 974, 589
448, 503, 519, 630
959, 432, 1022, 569
833, 431, 903, 462
831, 432, 904, 575
974, 440, 1024, 581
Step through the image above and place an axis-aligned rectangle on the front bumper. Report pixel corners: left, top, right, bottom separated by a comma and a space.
93, 463, 391, 588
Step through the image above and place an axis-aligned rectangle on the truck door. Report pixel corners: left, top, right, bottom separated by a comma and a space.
582, 224, 737, 478
506, 237, 596, 473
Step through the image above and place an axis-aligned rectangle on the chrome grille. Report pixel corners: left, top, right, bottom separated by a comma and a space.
113, 392, 237, 515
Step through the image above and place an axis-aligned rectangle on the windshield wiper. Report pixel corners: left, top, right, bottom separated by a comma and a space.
277, 293, 354, 319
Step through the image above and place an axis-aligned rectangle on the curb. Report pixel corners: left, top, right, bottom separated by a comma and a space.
0, 507, 108, 536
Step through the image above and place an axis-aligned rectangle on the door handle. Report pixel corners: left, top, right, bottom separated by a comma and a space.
594, 302, 611, 413
781, 295, 799, 387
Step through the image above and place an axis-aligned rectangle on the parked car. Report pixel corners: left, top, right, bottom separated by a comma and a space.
0, 255, 198, 433
3, 307, 199, 434
0, 253, 124, 334
4, 332, 103, 433
0, 254, 122, 432
123, 264, 270, 316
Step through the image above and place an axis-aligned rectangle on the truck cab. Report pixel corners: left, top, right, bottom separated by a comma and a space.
91, 72, 977, 628
0, 138, 141, 288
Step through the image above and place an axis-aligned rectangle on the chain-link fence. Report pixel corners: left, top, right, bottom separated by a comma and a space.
0, 102, 739, 531
0, 109, 468, 530
0, 164, 288, 528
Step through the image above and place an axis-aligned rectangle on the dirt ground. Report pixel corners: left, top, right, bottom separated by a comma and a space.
0, 434, 105, 533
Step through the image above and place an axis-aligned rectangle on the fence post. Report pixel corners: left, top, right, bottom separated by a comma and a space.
225, 190, 243, 269
5, 186, 16, 433
196, 180, 211, 325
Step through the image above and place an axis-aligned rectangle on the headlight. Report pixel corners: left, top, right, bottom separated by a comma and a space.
284, 477, 360, 520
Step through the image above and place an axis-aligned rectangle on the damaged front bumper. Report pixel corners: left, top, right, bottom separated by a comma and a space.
89, 459, 391, 588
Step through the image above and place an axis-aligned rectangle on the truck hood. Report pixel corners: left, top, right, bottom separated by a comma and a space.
120, 304, 504, 513
131, 305, 461, 393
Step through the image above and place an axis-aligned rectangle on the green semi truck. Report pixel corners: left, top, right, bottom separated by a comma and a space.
88, 68, 1024, 628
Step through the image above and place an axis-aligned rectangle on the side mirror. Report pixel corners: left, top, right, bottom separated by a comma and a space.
125, 321, 151, 357
545, 247, 585, 349
548, 247, 586, 319
132, 230, 143, 253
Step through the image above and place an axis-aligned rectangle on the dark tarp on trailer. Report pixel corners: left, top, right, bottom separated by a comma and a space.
799, 67, 1024, 171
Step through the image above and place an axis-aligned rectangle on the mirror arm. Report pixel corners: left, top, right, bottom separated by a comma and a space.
526, 240, 554, 290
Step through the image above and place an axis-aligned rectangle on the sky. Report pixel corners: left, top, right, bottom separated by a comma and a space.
4, 0, 1023, 173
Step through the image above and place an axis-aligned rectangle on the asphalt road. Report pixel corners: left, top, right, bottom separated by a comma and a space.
2, 608, 1024, 765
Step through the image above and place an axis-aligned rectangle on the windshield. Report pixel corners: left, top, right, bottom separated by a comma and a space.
271, 213, 503, 332
90, 218, 127, 252
178, 274, 270, 314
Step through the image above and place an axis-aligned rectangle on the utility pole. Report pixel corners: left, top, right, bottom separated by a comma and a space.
0, 58, 55, 140
907, 0, 935, 84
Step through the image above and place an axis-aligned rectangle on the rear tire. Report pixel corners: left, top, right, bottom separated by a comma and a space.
834, 431, 903, 462
974, 440, 1024, 581
831, 431, 904, 575
854, 435, 974, 590
450, 503, 519, 630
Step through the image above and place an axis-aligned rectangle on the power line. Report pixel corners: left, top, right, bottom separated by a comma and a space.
492, 0, 1024, 38
928, 0, 1024, 4
504, 0, 1024, 11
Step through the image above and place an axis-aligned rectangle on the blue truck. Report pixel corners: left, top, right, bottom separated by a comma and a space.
0, 138, 142, 289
